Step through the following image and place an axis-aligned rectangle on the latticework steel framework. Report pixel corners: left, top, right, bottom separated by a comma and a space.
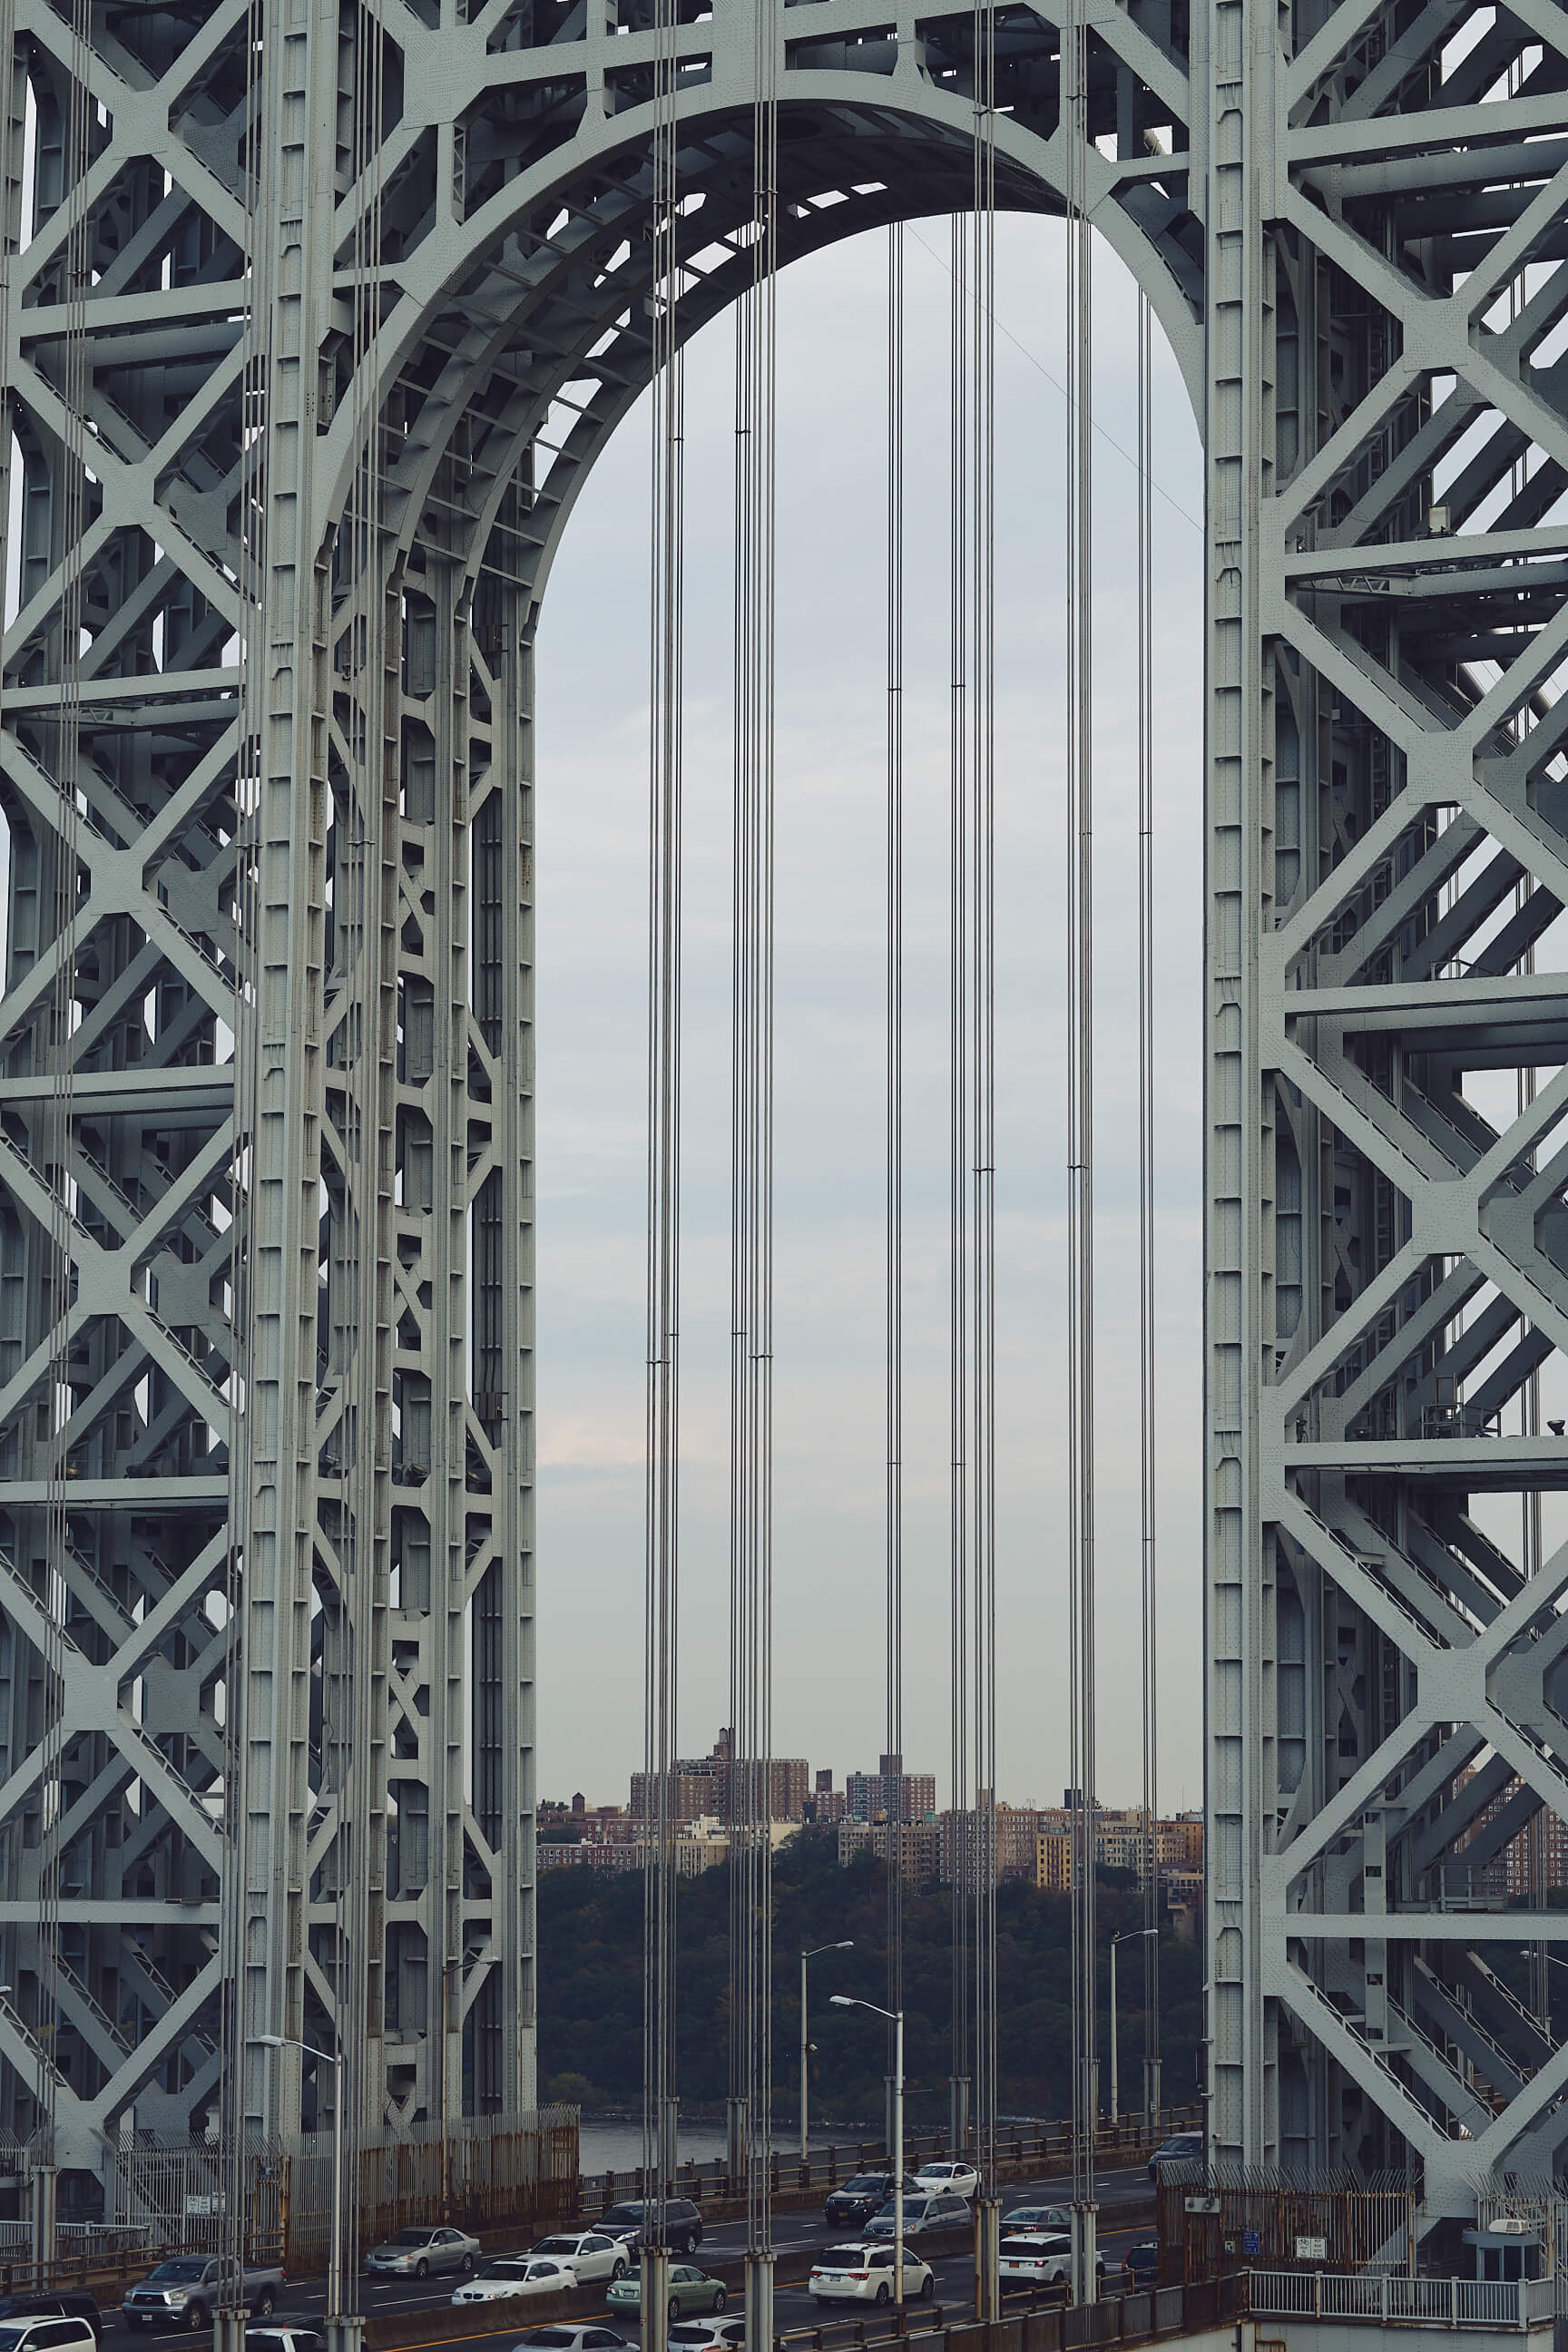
0, 0, 1564, 2229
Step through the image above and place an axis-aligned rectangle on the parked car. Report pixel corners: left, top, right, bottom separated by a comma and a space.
1122, 2243, 1159, 2288
530, 2237, 629, 2285
808, 2244, 935, 2307
668, 2323, 748, 2352
0, 2298, 100, 2344
122, 2259, 286, 2330
605, 2266, 725, 2324
1146, 2132, 1203, 2182
866, 2190, 970, 2240
596, 2200, 704, 2258
365, 2226, 480, 2280
914, 2161, 979, 2200
1000, 2206, 1071, 2239
0, 2318, 95, 2352
823, 2174, 895, 2231
454, 2259, 575, 2306
511, 2332, 633, 2352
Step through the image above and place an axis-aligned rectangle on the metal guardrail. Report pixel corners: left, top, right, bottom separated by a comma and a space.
1247, 2270, 1557, 2330
577, 2110, 1202, 2221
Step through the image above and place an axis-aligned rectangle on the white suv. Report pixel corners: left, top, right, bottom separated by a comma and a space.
808, 2246, 934, 2307
997, 2234, 1104, 2293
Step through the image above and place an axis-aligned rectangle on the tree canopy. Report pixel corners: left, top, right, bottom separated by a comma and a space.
538, 1825, 1201, 2123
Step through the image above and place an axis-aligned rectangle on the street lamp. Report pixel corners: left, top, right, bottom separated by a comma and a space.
830, 1995, 904, 2305
1108, 1930, 1158, 2129
799, 1943, 853, 2161
256, 2034, 345, 2318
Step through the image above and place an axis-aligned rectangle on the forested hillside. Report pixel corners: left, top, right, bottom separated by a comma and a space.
538, 1826, 1201, 2123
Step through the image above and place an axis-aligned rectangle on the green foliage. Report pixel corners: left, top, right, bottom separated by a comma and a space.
537, 1827, 1202, 2122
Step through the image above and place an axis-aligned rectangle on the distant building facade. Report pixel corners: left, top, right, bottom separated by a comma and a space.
631, 1728, 810, 1827
846, 1754, 937, 1826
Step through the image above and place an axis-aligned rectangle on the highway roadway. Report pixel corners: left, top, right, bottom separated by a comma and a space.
97, 2164, 1157, 2352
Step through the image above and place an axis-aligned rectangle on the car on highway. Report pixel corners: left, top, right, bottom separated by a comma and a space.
668, 2322, 747, 2352
366, 2225, 481, 2281
914, 2161, 979, 2200
597, 2200, 705, 2258
1146, 2132, 1203, 2181
453, 2258, 577, 2305
0, 2298, 100, 2344
123, 2259, 286, 2330
510, 2330, 634, 2352
808, 2243, 935, 2308
1122, 2243, 1159, 2288
866, 2190, 969, 2240
822, 2174, 895, 2231
530, 2234, 629, 2284
0, 2319, 95, 2352
1000, 2206, 1071, 2239
605, 2265, 726, 2324
248, 2329, 325, 2352
998, 2233, 1106, 2295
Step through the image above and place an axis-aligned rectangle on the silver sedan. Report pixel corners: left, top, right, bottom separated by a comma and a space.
365, 2225, 481, 2279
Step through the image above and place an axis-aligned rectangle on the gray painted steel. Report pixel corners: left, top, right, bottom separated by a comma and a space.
0, 0, 1561, 2226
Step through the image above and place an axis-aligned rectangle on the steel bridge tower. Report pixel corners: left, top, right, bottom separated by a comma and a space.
0, 0, 1563, 2230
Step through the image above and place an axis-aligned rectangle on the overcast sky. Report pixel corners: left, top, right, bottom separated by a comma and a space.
531, 212, 1207, 1819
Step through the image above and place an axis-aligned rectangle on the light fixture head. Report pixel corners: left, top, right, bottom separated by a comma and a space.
829, 1994, 856, 2008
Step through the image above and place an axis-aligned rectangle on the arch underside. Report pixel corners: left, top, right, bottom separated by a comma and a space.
1, 0, 1568, 2230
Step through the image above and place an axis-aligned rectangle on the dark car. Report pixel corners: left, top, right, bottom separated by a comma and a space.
0, 2300, 100, 2345
597, 2200, 704, 2259
823, 2175, 895, 2231
1146, 2132, 1203, 2182
1122, 2243, 1158, 2288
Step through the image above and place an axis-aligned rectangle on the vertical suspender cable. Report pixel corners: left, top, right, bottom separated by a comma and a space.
946, 206, 970, 2164
968, 0, 999, 2276
885, 221, 906, 2098
643, 0, 684, 2288
1063, 0, 1098, 2298
1136, 293, 1161, 2131
730, 0, 778, 2327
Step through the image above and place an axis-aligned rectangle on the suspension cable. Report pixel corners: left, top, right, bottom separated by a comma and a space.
946, 202, 970, 2162
730, 0, 779, 2317
885, 220, 906, 2082
1063, 0, 1099, 2288
1136, 291, 1161, 2132
643, 0, 685, 2259
968, 0, 999, 2249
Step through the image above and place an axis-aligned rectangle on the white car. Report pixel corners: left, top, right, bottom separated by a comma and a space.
669, 2325, 748, 2352
997, 2233, 1104, 2293
915, 2161, 980, 2200
530, 2235, 630, 2284
808, 2244, 935, 2307
453, 2257, 576, 2304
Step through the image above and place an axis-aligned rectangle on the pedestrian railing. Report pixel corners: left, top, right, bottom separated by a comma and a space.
1247, 2270, 1557, 2330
